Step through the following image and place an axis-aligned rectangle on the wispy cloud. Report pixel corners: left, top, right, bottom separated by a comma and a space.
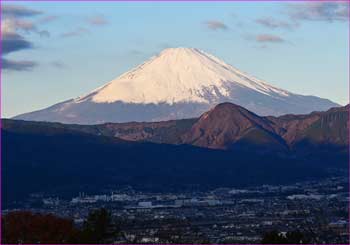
39, 15, 59, 24
2, 18, 50, 37
2, 58, 37, 71
256, 17, 298, 30
2, 4, 42, 18
2, 32, 34, 55
3, 19, 35, 33
60, 27, 89, 38
1, 5, 48, 71
204, 20, 228, 31
60, 15, 107, 38
286, 2, 349, 22
255, 3, 348, 30
255, 34, 285, 43
87, 15, 108, 26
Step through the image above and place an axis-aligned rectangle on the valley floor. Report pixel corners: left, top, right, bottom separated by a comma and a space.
3, 175, 349, 244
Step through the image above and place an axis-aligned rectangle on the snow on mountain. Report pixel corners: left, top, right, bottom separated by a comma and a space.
78, 48, 290, 104
14, 47, 339, 124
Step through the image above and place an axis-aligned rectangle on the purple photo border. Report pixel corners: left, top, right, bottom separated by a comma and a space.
0, 0, 349, 244
0, 1, 2, 245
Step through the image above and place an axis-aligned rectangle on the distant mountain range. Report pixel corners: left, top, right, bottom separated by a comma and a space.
13, 48, 338, 124
3, 103, 348, 207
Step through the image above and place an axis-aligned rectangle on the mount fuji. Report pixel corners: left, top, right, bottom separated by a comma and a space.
14, 47, 339, 124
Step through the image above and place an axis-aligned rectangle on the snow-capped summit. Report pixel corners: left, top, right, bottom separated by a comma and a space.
78, 47, 290, 105
14, 47, 338, 124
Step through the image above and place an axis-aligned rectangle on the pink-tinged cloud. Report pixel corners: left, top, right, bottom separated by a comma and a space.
287, 2, 349, 22
256, 34, 285, 43
39, 15, 59, 24
256, 17, 298, 30
60, 28, 89, 38
87, 15, 108, 26
204, 20, 228, 31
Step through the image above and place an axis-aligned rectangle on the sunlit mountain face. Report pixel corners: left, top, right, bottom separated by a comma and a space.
14, 48, 338, 124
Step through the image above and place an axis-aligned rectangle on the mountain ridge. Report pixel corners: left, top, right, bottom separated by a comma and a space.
14, 47, 338, 124
6, 102, 349, 152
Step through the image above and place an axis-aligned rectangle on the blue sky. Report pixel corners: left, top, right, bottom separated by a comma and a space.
1, 1, 349, 118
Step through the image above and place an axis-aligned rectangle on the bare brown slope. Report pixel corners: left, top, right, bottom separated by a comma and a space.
267, 104, 349, 147
99, 118, 196, 144
266, 113, 322, 145
181, 103, 286, 150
